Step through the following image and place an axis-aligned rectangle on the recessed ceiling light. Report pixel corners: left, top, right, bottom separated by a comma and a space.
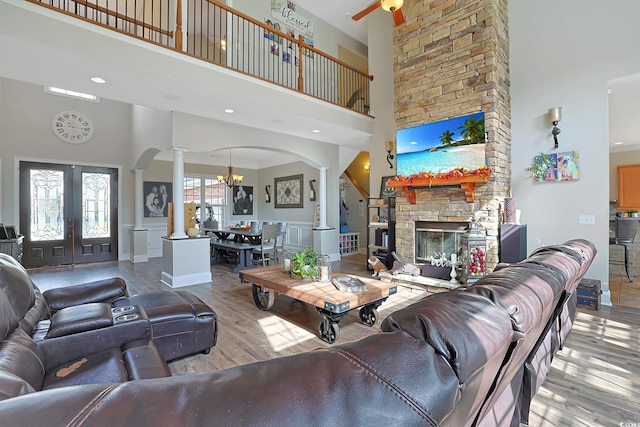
312, 129, 320, 133
614, 141, 625, 145
224, 109, 234, 114
91, 77, 106, 84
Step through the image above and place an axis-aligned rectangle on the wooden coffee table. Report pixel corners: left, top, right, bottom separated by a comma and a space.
240, 265, 397, 344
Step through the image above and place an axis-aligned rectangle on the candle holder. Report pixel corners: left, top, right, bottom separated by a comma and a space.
317, 255, 332, 283
460, 219, 487, 284
282, 249, 293, 273
449, 253, 458, 283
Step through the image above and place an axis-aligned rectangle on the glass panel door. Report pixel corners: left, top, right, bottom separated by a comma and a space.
82, 172, 111, 239
20, 162, 118, 267
20, 163, 73, 267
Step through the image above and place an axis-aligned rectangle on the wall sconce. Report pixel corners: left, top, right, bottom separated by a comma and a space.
385, 140, 394, 169
265, 185, 271, 203
548, 107, 562, 148
309, 179, 316, 201
364, 164, 370, 173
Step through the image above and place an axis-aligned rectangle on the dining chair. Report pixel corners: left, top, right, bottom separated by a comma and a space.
275, 222, 288, 262
252, 223, 279, 266
609, 217, 639, 282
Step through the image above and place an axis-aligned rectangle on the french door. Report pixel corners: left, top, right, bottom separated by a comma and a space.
19, 161, 118, 268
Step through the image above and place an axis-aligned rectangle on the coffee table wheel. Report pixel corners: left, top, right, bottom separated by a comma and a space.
319, 320, 340, 344
252, 284, 275, 311
359, 306, 379, 327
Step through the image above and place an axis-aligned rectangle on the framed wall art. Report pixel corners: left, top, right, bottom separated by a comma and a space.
275, 174, 303, 208
143, 181, 172, 218
233, 185, 254, 215
527, 151, 580, 182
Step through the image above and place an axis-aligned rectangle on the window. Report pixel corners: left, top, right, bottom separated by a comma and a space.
184, 177, 226, 226
45, 86, 100, 103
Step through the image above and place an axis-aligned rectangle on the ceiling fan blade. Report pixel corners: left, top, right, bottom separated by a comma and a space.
392, 8, 405, 26
352, 1, 382, 21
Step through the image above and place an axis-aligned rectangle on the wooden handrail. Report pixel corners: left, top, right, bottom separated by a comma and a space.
73, 0, 173, 37
344, 169, 370, 200
206, 0, 373, 81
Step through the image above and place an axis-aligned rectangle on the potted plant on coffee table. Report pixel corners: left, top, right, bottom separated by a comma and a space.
290, 247, 319, 280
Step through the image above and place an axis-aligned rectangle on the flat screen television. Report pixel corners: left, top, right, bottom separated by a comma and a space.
396, 112, 486, 177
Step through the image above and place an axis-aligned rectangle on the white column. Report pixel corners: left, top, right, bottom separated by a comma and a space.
134, 169, 144, 230
171, 147, 187, 239
317, 166, 329, 230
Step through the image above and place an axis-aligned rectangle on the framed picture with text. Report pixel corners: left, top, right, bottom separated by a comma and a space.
380, 176, 396, 198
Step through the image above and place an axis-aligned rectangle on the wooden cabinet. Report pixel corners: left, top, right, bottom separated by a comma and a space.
0, 236, 24, 263
618, 164, 640, 209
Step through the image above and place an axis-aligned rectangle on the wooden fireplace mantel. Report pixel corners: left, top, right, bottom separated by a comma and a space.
386, 175, 490, 204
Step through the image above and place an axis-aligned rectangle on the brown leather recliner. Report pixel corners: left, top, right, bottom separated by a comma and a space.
0, 259, 171, 403
0, 253, 217, 361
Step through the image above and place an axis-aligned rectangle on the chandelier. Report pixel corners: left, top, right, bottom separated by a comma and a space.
217, 148, 243, 188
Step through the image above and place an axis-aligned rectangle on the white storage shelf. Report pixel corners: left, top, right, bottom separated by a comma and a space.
339, 232, 359, 255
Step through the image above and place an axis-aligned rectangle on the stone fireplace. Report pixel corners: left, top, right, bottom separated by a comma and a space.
391, 0, 511, 272
394, 187, 500, 270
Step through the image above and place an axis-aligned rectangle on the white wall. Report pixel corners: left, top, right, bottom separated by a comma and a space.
0, 78, 135, 260
509, 0, 640, 298
367, 12, 395, 195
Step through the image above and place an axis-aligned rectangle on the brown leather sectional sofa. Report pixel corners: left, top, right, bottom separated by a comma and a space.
0, 240, 595, 426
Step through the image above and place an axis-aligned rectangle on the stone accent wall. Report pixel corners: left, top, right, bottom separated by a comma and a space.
393, 0, 511, 269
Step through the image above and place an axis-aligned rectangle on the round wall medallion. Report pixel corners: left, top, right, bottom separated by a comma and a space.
52, 111, 94, 144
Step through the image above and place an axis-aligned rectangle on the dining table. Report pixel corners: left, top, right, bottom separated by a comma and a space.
203, 226, 264, 273
202, 226, 262, 245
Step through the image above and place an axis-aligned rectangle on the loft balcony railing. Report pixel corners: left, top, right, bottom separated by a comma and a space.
28, 0, 373, 115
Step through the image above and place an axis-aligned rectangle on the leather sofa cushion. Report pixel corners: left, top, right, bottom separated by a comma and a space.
0, 291, 17, 341
43, 277, 128, 314
380, 290, 515, 426
381, 290, 514, 384
19, 290, 49, 335
43, 348, 128, 390
45, 303, 114, 339
0, 328, 45, 399
0, 253, 36, 321
466, 264, 565, 336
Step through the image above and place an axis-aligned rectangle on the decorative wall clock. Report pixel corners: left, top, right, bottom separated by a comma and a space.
52, 111, 94, 144
274, 174, 303, 208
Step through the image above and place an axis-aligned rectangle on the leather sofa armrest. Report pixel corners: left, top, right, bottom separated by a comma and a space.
44, 303, 114, 339
42, 277, 128, 314
122, 341, 171, 380
38, 307, 152, 370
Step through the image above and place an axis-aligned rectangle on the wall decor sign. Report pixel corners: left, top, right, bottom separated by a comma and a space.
271, 0, 313, 38
380, 176, 396, 198
143, 181, 172, 218
275, 174, 303, 208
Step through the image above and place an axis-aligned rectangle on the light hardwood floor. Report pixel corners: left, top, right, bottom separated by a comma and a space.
27, 258, 640, 427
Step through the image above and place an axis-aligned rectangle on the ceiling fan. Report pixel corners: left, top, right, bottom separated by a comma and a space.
352, 0, 405, 26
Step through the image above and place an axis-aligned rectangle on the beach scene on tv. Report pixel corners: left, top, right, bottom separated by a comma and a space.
396, 112, 486, 176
